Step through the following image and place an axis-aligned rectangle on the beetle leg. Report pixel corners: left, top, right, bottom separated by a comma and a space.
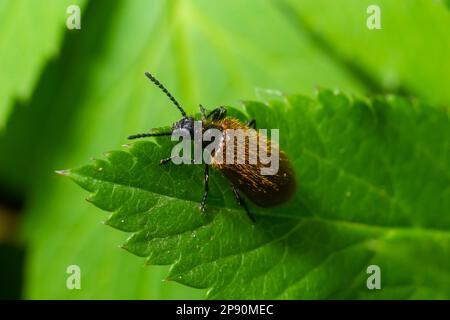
207, 107, 227, 121
200, 164, 209, 213
246, 119, 256, 129
230, 184, 255, 222
159, 157, 173, 165
160, 157, 196, 165
199, 104, 208, 120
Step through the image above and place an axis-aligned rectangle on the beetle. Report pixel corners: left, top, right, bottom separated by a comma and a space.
128, 72, 296, 221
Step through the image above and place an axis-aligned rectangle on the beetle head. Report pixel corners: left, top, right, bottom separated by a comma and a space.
172, 116, 196, 138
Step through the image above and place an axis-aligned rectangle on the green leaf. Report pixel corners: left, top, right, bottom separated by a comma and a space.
0, 0, 86, 130
280, 0, 450, 106
14, 0, 366, 299
64, 89, 450, 299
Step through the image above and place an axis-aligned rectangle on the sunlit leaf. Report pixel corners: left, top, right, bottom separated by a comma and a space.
66, 90, 450, 299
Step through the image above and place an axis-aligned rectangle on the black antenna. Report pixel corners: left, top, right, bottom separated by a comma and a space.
144, 72, 187, 117
128, 132, 171, 140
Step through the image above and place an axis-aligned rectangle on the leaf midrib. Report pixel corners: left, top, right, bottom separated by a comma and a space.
69, 170, 450, 236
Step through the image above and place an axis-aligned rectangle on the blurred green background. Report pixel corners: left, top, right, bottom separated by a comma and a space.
0, 0, 449, 299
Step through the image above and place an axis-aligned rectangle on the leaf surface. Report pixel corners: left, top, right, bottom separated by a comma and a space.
66, 90, 450, 299
14, 0, 362, 299
0, 0, 86, 129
